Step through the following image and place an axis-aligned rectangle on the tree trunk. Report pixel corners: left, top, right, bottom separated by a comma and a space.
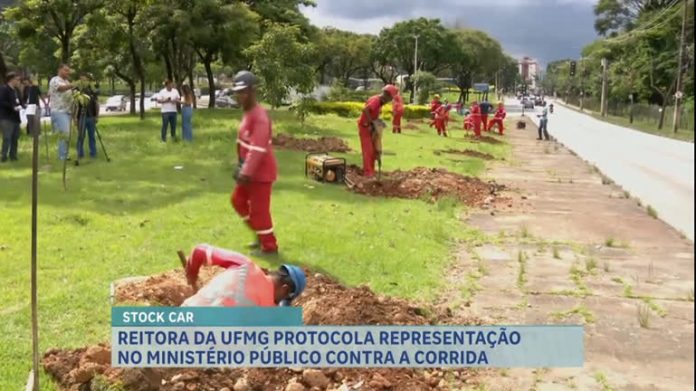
0, 51, 6, 83
164, 54, 173, 81
111, 77, 115, 95
60, 35, 71, 64
203, 58, 216, 109
658, 99, 667, 129
188, 65, 196, 109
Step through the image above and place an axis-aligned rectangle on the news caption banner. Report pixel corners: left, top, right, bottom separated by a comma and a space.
112, 307, 584, 368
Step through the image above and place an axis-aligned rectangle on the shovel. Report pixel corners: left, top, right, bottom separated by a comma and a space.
177, 250, 198, 292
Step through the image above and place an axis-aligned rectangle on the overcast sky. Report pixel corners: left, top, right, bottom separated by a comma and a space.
301, 0, 599, 70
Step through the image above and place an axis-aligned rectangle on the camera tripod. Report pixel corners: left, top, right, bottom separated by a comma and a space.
73, 110, 111, 167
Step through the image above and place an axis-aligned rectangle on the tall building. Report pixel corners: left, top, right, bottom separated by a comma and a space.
518, 57, 539, 89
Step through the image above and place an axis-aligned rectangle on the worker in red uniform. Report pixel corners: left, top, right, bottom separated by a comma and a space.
358, 85, 396, 177
428, 94, 442, 128
392, 90, 404, 134
182, 244, 306, 307
479, 100, 493, 132
434, 103, 452, 137
469, 101, 482, 138
230, 71, 279, 254
487, 102, 507, 135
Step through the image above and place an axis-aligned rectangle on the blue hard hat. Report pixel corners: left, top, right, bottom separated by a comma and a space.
279, 264, 306, 306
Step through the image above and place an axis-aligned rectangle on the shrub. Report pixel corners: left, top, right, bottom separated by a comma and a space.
308, 101, 432, 120
326, 80, 375, 102
289, 96, 316, 125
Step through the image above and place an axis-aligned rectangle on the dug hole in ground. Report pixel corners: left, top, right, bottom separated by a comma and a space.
43, 269, 489, 391
43, 128, 515, 391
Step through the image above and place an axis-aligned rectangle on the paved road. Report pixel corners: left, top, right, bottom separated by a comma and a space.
505, 97, 694, 240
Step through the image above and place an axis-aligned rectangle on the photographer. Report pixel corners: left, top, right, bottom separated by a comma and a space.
157, 79, 180, 142
22, 76, 47, 136
75, 74, 99, 159
0, 72, 22, 162
48, 64, 74, 161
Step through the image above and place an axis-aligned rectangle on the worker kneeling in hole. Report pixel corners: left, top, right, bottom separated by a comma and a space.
182, 244, 306, 307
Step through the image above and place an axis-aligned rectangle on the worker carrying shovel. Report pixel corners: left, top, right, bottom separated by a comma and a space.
180, 244, 306, 307
357, 85, 397, 177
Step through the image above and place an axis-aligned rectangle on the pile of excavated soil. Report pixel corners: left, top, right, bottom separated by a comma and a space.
434, 149, 495, 160
273, 133, 351, 153
345, 165, 505, 207
462, 134, 503, 145
45, 269, 485, 391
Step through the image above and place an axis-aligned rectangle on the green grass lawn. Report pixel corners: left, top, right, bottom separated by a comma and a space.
0, 108, 507, 390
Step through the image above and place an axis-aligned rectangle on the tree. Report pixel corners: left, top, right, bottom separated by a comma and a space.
315, 28, 373, 86
594, 0, 674, 36
189, 0, 259, 108
5, 0, 103, 64
245, 23, 316, 108
444, 29, 505, 103
372, 18, 449, 102
242, 0, 315, 34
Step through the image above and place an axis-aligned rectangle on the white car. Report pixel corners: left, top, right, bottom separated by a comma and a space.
105, 95, 127, 112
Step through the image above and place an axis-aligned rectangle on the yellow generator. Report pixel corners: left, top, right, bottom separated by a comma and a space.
305, 153, 346, 184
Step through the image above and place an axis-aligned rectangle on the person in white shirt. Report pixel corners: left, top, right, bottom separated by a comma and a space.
49, 64, 75, 160
157, 79, 180, 142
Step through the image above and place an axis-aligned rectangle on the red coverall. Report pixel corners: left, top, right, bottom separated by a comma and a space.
358, 95, 383, 177
232, 104, 279, 253
470, 103, 482, 137
392, 95, 404, 133
182, 244, 275, 307
488, 106, 507, 135
429, 99, 442, 127
434, 105, 449, 137
463, 114, 473, 131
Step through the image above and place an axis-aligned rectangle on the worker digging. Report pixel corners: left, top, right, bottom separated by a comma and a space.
357, 84, 397, 178
180, 244, 306, 307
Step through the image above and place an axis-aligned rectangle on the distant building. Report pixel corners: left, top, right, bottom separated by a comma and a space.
518, 57, 539, 89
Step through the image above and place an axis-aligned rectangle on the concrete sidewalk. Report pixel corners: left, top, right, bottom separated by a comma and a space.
506, 98, 694, 241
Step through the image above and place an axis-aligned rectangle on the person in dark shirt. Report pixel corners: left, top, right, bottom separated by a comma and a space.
22, 77, 48, 136
75, 74, 100, 159
0, 72, 23, 162
479, 100, 493, 131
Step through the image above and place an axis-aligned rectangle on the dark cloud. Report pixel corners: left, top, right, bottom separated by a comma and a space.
303, 0, 599, 68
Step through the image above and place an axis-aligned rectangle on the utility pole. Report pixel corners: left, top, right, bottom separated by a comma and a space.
413, 34, 419, 104
672, 0, 688, 133
580, 57, 585, 111
600, 57, 609, 117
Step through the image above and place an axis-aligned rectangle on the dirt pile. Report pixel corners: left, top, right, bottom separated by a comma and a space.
463, 134, 503, 144
434, 149, 495, 160
345, 166, 505, 207
45, 270, 484, 390
273, 133, 351, 153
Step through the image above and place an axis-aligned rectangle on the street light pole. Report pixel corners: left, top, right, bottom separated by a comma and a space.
413, 34, 419, 104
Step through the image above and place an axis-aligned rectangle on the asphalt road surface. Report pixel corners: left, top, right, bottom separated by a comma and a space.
505, 97, 694, 241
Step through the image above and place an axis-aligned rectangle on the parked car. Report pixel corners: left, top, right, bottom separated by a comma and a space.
534, 96, 544, 106
105, 95, 127, 112
522, 98, 535, 109
215, 95, 239, 108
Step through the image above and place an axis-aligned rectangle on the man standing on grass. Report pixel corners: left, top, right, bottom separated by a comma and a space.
230, 71, 279, 254
469, 100, 482, 138
157, 79, 180, 142
49, 64, 74, 161
479, 99, 493, 131
358, 84, 396, 177
0, 72, 22, 163
75, 74, 100, 159
22, 76, 47, 136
